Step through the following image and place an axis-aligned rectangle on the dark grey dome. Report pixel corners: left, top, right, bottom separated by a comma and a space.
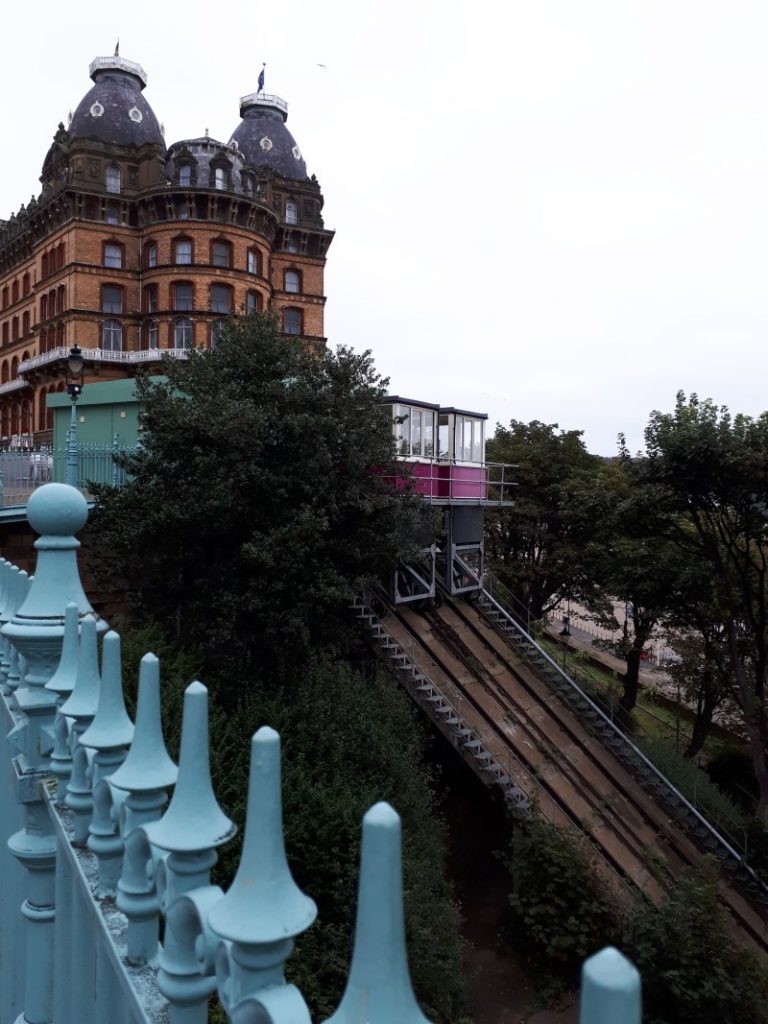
69, 56, 164, 150
228, 93, 307, 180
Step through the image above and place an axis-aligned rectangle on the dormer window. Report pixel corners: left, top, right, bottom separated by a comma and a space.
105, 164, 121, 194
285, 199, 298, 225
178, 163, 192, 187
214, 167, 227, 190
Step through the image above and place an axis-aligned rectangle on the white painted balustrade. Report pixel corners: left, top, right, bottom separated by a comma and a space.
0, 483, 643, 1023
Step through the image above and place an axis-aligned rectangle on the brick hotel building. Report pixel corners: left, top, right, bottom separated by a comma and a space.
0, 52, 333, 443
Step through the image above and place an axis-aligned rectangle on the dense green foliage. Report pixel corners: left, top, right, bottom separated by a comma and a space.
500, 815, 621, 976
500, 813, 768, 1023
119, 626, 468, 1022
485, 420, 605, 620
89, 313, 426, 686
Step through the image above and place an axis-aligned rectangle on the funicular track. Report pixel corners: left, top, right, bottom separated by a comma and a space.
355, 592, 768, 955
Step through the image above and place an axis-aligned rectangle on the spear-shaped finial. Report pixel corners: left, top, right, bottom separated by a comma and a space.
46, 602, 80, 698
325, 802, 431, 1024
579, 947, 641, 1024
145, 682, 234, 852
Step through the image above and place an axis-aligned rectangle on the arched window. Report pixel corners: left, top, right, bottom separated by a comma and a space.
210, 284, 232, 314
11, 356, 18, 378
40, 295, 47, 320
57, 242, 66, 268
211, 319, 226, 349
105, 164, 121, 194
12, 317, 18, 341
283, 308, 302, 336
144, 242, 158, 268
12, 281, 19, 303
246, 290, 261, 314
284, 270, 301, 294
173, 237, 193, 265
1, 323, 7, 346
147, 321, 159, 350
22, 274, 29, 297
247, 248, 260, 275
20, 401, 30, 436
41, 253, 48, 279
1, 362, 8, 383
57, 322, 65, 348
173, 282, 194, 311
22, 311, 29, 335
285, 199, 298, 225
101, 319, 123, 351
211, 241, 231, 268
174, 318, 194, 349
57, 286, 65, 313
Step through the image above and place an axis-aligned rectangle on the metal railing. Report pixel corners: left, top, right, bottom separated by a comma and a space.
20, 347, 190, 374
477, 587, 768, 898
0, 443, 130, 507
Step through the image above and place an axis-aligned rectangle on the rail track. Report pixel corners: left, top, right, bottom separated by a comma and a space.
370, 593, 768, 955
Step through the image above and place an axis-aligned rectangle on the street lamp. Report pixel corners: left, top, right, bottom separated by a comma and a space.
65, 345, 85, 487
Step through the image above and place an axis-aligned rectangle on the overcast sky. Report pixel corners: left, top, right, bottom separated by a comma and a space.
3, 1, 767, 454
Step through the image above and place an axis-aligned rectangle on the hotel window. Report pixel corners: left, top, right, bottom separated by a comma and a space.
214, 167, 227, 190
285, 199, 298, 224
247, 249, 260, 274
174, 282, 194, 311
283, 308, 302, 336
211, 285, 232, 314
102, 285, 123, 315
105, 164, 121, 194
104, 243, 123, 269
145, 242, 157, 268
211, 319, 226, 348
178, 163, 192, 187
284, 270, 301, 294
144, 285, 158, 313
147, 321, 159, 349
101, 320, 123, 351
211, 241, 231, 268
174, 318, 194, 349
246, 290, 261, 314
174, 238, 193, 265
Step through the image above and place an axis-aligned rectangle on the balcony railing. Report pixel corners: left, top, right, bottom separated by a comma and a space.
19, 347, 190, 374
0, 378, 30, 396
88, 55, 147, 87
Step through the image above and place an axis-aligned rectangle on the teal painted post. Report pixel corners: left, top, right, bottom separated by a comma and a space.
210, 727, 316, 1023
0, 566, 24, 693
146, 681, 235, 1023
65, 402, 78, 488
579, 947, 641, 1024
113, 653, 177, 966
45, 602, 80, 791
112, 433, 120, 487
60, 615, 102, 844
81, 631, 134, 896
324, 802, 431, 1024
2, 484, 100, 1024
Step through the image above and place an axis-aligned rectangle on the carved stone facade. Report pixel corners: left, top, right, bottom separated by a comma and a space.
0, 54, 333, 443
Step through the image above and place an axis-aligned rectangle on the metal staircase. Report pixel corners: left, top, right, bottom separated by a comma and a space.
351, 597, 531, 814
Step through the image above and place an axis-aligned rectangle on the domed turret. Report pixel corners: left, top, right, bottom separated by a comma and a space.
228, 92, 307, 180
68, 55, 164, 150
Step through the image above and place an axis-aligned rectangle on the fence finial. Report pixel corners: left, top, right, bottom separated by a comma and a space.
325, 802, 431, 1024
80, 630, 134, 780
579, 947, 641, 1024
60, 614, 101, 724
110, 652, 177, 828
46, 602, 80, 698
145, 681, 234, 854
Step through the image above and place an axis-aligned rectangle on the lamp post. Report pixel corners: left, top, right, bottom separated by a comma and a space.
65, 345, 84, 488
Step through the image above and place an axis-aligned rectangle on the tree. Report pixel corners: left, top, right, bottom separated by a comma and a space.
89, 313, 425, 688
485, 420, 605, 621
635, 392, 768, 819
